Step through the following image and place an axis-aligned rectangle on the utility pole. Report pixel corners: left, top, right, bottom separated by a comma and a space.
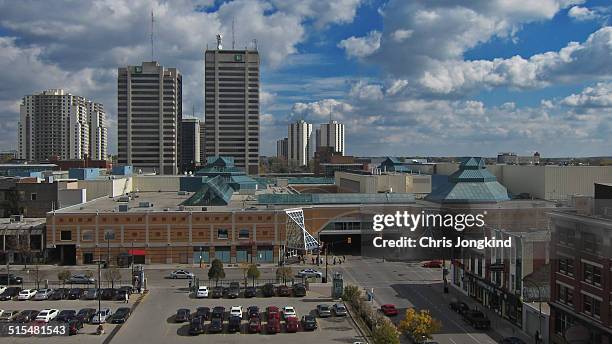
6, 261, 10, 288
324, 243, 328, 283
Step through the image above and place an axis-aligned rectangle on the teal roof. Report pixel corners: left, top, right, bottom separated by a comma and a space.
257, 193, 415, 205
287, 177, 334, 184
181, 175, 234, 206
426, 157, 510, 204
229, 175, 258, 190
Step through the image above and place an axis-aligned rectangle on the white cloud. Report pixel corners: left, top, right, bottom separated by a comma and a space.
338, 30, 381, 58
568, 6, 599, 21
562, 82, 612, 108
349, 81, 384, 101
391, 29, 413, 42
291, 99, 354, 121
270, 0, 362, 29
386, 79, 409, 96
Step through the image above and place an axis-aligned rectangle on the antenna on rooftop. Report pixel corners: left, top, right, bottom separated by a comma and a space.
216, 33, 223, 50
150, 11, 155, 60
232, 17, 236, 49
252, 39, 258, 50
329, 103, 333, 123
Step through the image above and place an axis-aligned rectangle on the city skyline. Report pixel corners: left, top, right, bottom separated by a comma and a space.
0, 1, 610, 158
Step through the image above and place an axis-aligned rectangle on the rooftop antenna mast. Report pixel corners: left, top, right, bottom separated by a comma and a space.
329, 103, 333, 123
150, 11, 155, 60
232, 17, 236, 49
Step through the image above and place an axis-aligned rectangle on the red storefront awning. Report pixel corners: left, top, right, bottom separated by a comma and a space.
128, 249, 146, 256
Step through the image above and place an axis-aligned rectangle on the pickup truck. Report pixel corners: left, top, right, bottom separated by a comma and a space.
462, 310, 490, 330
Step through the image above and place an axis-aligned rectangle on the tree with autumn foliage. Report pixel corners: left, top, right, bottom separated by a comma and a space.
398, 308, 441, 343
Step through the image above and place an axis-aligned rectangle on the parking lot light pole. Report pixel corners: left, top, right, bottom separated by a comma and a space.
97, 260, 102, 321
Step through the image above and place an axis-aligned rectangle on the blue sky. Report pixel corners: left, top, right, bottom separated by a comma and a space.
0, 0, 610, 158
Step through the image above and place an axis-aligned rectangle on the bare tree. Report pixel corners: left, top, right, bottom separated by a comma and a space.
103, 267, 122, 288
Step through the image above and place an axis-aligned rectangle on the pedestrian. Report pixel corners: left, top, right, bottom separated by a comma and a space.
311, 257, 314, 265
333, 257, 337, 265
124, 291, 129, 303
188, 280, 192, 291
343, 255, 346, 262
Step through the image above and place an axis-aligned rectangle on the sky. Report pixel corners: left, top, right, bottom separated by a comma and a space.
0, 0, 611, 158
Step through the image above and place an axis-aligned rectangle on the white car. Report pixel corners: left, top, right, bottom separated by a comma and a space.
229, 306, 243, 318
91, 308, 113, 324
196, 286, 209, 298
297, 269, 323, 278
282, 306, 297, 319
17, 289, 37, 300
169, 270, 194, 279
0, 286, 6, 294
35, 309, 59, 323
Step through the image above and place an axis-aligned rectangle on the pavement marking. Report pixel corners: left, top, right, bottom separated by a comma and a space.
102, 291, 148, 344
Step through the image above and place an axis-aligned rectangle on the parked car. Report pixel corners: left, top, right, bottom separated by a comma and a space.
449, 301, 469, 314
266, 317, 280, 334
211, 286, 224, 298
101, 288, 118, 300
301, 314, 317, 331
194, 307, 210, 321
380, 304, 399, 316
117, 285, 133, 296
76, 308, 97, 323
229, 306, 243, 319
0, 273, 23, 285
292, 283, 306, 297
0, 287, 21, 301
82, 288, 98, 300
277, 285, 291, 297
212, 306, 225, 320
262, 283, 275, 297
68, 318, 84, 335
14, 310, 39, 323
17, 289, 37, 300
0, 310, 19, 322
208, 318, 223, 333
282, 306, 297, 319
188, 316, 205, 335
422, 260, 442, 268
168, 270, 194, 279
246, 306, 259, 319
49, 288, 69, 300
91, 308, 113, 324
285, 316, 299, 333
0, 286, 5, 294
297, 269, 322, 278
266, 306, 280, 320
35, 309, 59, 323
244, 286, 257, 298
56, 310, 77, 323
196, 286, 209, 298
227, 282, 240, 298
34, 288, 54, 301
316, 304, 332, 318
67, 288, 83, 300
228, 315, 241, 333
462, 310, 490, 330
333, 303, 347, 316
500, 337, 527, 344
175, 308, 191, 323
248, 316, 261, 333
68, 274, 95, 284
111, 307, 131, 324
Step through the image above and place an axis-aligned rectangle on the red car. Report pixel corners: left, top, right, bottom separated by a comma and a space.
248, 317, 261, 333
285, 316, 299, 333
422, 260, 442, 268
266, 317, 281, 334
381, 304, 399, 316
266, 306, 280, 320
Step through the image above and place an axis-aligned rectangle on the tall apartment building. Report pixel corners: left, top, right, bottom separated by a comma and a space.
317, 120, 345, 155
180, 118, 201, 173
204, 38, 260, 175
288, 120, 312, 167
276, 137, 288, 160
117, 61, 182, 175
18, 89, 107, 162
199, 123, 206, 164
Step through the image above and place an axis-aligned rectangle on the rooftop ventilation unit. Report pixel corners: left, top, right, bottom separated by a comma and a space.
118, 196, 130, 202
139, 201, 152, 208
118, 204, 129, 212
178, 191, 187, 196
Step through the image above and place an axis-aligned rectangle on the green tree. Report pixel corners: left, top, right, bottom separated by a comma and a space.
207, 259, 225, 286
398, 308, 442, 343
58, 270, 71, 288
246, 264, 260, 287
372, 320, 400, 344
103, 267, 122, 289
275, 266, 292, 285
342, 285, 361, 305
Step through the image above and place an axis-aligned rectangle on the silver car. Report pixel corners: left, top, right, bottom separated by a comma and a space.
168, 270, 194, 279
332, 303, 347, 316
69, 274, 95, 284
316, 304, 332, 318
91, 308, 113, 324
34, 288, 54, 301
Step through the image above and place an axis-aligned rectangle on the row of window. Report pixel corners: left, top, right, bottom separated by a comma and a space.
558, 257, 602, 287
557, 228, 602, 254
62, 228, 255, 242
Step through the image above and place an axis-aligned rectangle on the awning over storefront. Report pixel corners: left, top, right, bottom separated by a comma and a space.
128, 249, 146, 256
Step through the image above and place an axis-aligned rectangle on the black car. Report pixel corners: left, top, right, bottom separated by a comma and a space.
188, 316, 205, 335
83, 288, 98, 300
175, 308, 191, 323
0, 287, 21, 301
244, 286, 257, 298
262, 283, 275, 297
227, 282, 240, 298
277, 285, 291, 296
111, 307, 131, 324
67, 288, 83, 300
14, 310, 38, 323
68, 318, 83, 335
246, 306, 259, 319
56, 310, 77, 323
49, 288, 69, 300
211, 286, 224, 298
76, 308, 97, 323
211, 306, 225, 320
208, 318, 223, 333
301, 315, 317, 331
228, 315, 241, 333
118, 286, 133, 295
0, 274, 23, 285
194, 307, 210, 321
449, 301, 470, 314
101, 288, 117, 300
292, 283, 306, 297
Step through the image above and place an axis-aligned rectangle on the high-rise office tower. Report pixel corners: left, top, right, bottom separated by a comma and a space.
318, 120, 345, 155
117, 61, 182, 175
276, 137, 288, 160
199, 121, 206, 164
18, 89, 107, 162
180, 118, 201, 173
204, 35, 260, 175
288, 120, 312, 167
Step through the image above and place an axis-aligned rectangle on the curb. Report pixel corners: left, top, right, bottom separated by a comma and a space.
102, 290, 148, 344
346, 303, 372, 344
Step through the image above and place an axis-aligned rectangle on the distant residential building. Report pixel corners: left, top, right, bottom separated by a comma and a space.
117, 61, 182, 175
317, 120, 345, 155
276, 138, 288, 160
18, 89, 107, 162
181, 118, 201, 173
288, 120, 312, 167
497, 152, 541, 165
204, 38, 260, 175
